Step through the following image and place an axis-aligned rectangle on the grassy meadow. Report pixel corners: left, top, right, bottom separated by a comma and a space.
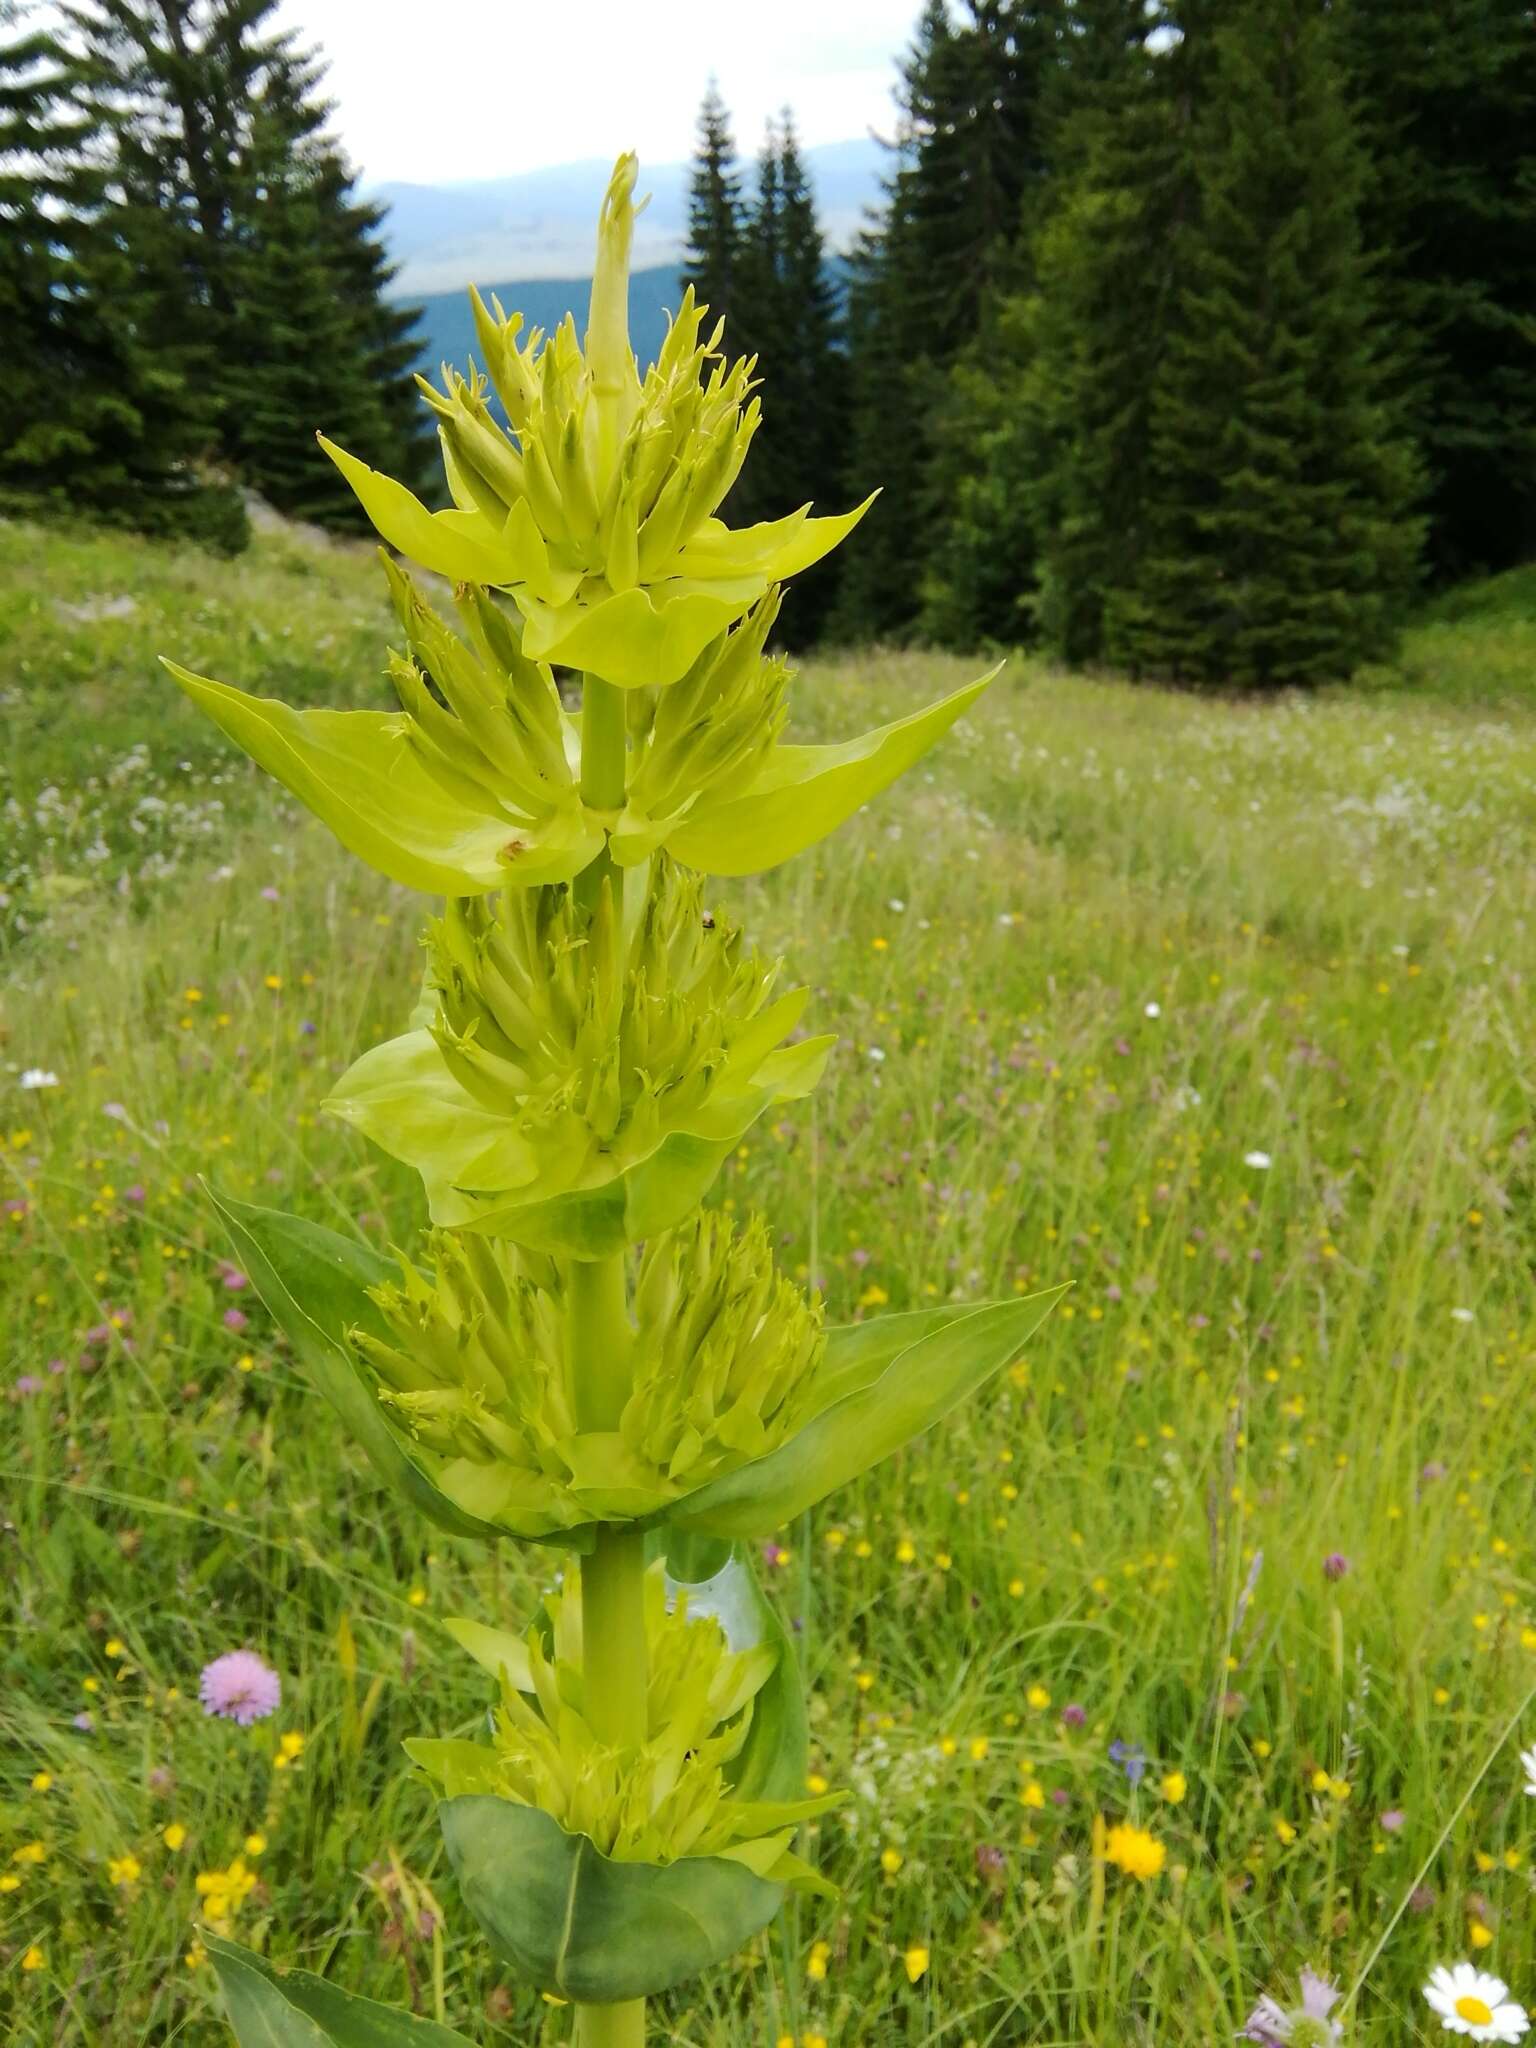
4, 513, 1536, 2044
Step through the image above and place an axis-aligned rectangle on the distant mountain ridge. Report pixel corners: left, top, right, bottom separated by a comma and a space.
411, 266, 687, 388
408, 253, 854, 390
369, 136, 885, 298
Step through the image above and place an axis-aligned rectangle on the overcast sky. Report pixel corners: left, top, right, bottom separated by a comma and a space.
270, 0, 923, 186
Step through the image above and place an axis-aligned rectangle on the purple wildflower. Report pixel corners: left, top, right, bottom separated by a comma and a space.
14, 1374, 43, 1396
223, 1308, 249, 1332
1061, 1702, 1087, 1729
1323, 1552, 1350, 1582
1108, 1739, 1146, 1786
199, 1649, 281, 1725
1240, 1968, 1344, 2045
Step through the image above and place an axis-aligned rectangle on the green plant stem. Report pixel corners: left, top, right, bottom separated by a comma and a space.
574, 1997, 646, 2048
574, 1480, 649, 2047
572, 671, 646, 2045
568, 1251, 633, 1432
581, 674, 627, 811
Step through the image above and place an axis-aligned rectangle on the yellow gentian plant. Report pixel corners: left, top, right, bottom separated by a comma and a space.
174, 156, 1060, 2048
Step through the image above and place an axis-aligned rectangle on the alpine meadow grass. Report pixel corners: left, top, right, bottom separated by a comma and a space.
4, 510, 1536, 2043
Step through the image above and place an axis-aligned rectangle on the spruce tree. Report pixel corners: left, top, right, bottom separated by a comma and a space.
920, 0, 1153, 646
681, 80, 744, 332
0, 2, 242, 544
729, 112, 848, 639
834, 2, 1065, 643
1110, 0, 1422, 683
60, 0, 428, 528
1336, 0, 1536, 578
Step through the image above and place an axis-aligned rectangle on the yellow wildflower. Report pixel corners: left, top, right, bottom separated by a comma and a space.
903, 1945, 930, 1984
1104, 1823, 1165, 1881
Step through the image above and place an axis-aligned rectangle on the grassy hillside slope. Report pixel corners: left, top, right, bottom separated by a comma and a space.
4, 514, 1536, 2043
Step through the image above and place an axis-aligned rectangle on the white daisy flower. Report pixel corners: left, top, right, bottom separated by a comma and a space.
18, 1068, 59, 1091
1424, 1961, 1529, 2040
1144, 1001, 1161, 1018
1519, 1744, 1536, 1797
1244, 1149, 1273, 1170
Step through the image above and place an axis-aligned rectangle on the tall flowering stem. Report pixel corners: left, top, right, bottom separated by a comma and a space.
168, 155, 1061, 2046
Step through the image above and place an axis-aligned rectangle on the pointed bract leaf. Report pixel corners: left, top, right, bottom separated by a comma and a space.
320, 437, 511, 584
512, 584, 762, 688
163, 664, 602, 895
666, 667, 1000, 876
438, 1796, 783, 2002
203, 1929, 474, 2047
442, 1617, 534, 1694
668, 1289, 1068, 1539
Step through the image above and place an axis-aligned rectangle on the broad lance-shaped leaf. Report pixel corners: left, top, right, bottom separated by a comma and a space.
436, 1798, 785, 2003
621, 665, 1002, 874
203, 1929, 474, 2047
203, 1185, 544, 1548
162, 662, 603, 897
668, 1289, 1069, 1540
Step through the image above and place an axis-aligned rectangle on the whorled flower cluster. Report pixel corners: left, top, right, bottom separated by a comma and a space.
409, 1565, 831, 1876
325, 856, 829, 1248
348, 1206, 823, 1536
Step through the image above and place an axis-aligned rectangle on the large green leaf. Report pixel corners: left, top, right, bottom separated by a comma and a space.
669, 1289, 1068, 1540
203, 1929, 474, 2047
662, 667, 1001, 876
204, 1188, 530, 1547
163, 664, 601, 896
437, 1796, 783, 2002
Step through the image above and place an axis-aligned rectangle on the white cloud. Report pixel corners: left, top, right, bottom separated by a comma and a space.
273, 0, 922, 185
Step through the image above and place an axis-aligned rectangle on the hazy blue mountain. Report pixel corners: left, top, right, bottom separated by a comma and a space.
407, 254, 855, 387
411, 266, 685, 383
371, 136, 884, 296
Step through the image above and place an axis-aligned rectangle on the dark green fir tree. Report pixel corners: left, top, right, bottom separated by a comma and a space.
1108, 0, 1423, 684
61, 0, 427, 528
834, 1, 1064, 643
729, 111, 848, 638
1336, 0, 1536, 578
682, 79, 744, 334
920, 0, 1154, 646
0, 1, 242, 544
